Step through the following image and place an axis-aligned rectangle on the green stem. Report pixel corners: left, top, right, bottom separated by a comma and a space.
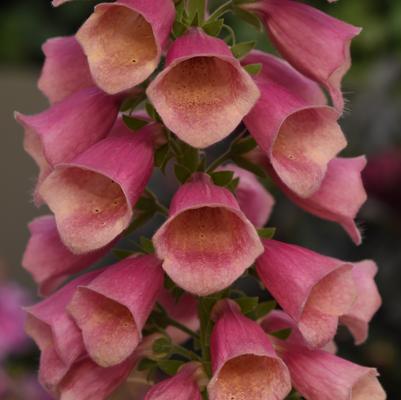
167, 317, 200, 340
206, 152, 231, 173
208, 0, 233, 21
144, 188, 169, 216
172, 344, 202, 361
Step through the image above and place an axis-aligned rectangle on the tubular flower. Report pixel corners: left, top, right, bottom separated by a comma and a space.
22, 215, 111, 296
67, 255, 164, 367
208, 300, 291, 400
243, 0, 361, 112
262, 311, 386, 400
76, 0, 175, 94
256, 240, 357, 347
153, 173, 263, 296
39, 121, 155, 254
243, 51, 346, 197
147, 28, 260, 148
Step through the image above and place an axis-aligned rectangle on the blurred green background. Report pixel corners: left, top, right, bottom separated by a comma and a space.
0, 0, 400, 398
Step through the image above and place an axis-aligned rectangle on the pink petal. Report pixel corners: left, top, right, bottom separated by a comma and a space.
245, 0, 361, 112
268, 156, 367, 245
147, 28, 260, 148
22, 215, 111, 296
283, 347, 386, 400
24, 270, 101, 394
340, 260, 382, 344
256, 240, 357, 347
38, 36, 93, 104
153, 173, 263, 296
67, 255, 163, 367
243, 51, 346, 197
208, 300, 291, 400
158, 289, 199, 344
219, 163, 274, 227
76, 0, 175, 94
39, 122, 155, 254
145, 362, 203, 400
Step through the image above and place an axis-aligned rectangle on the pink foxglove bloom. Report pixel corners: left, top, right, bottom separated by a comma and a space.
340, 260, 382, 345
38, 36, 94, 104
15, 88, 120, 204
256, 240, 357, 347
244, 51, 346, 197
76, 0, 175, 94
24, 270, 102, 394
208, 300, 291, 400
68, 255, 163, 367
262, 311, 386, 400
153, 173, 263, 296
22, 215, 111, 296
147, 28, 260, 148
39, 122, 155, 254
243, 0, 361, 112
220, 164, 274, 227
267, 156, 367, 245
158, 289, 199, 344
145, 362, 203, 400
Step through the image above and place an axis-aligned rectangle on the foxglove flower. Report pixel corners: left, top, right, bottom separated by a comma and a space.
153, 173, 263, 296
147, 28, 260, 148
76, 0, 175, 94
39, 121, 155, 254
22, 215, 111, 296
256, 240, 357, 347
243, 0, 361, 112
24, 270, 102, 394
68, 255, 164, 367
267, 156, 367, 245
244, 51, 346, 197
38, 36, 94, 104
208, 300, 291, 400
220, 164, 274, 227
340, 260, 382, 345
145, 362, 203, 400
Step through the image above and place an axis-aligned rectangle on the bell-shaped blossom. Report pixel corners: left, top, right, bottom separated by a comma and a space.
145, 362, 204, 400
76, 0, 175, 94
340, 260, 382, 345
243, 51, 346, 197
67, 255, 164, 367
267, 156, 367, 245
256, 240, 357, 347
38, 36, 94, 104
220, 163, 274, 227
262, 311, 386, 400
153, 173, 263, 296
158, 289, 199, 344
147, 28, 260, 148
24, 270, 102, 394
15, 88, 121, 204
39, 122, 155, 254
208, 300, 291, 400
22, 215, 111, 296
0, 283, 30, 360
243, 0, 361, 112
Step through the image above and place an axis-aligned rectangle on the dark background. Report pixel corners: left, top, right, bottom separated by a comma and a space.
0, 0, 400, 398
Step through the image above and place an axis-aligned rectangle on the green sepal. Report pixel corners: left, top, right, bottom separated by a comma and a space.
243, 63, 263, 75
270, 328, 292, 340
231, 154, 266, 177
231, 40, 256, 59
158, 359, 185, 376
257, 227, 276, 239
210, 170, 235, 187
122, 115, 148, 131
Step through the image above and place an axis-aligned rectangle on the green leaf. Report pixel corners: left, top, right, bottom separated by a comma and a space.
122, 115, 148, 131
231, 155, 266, 177
158, 359, 185, 376
243, 63, 262, 75
233, 6, 263, 30
210, 170, 235, 187
231, 136, 257, 155
231, 40, 256, 59
254, 300, 276, 319
202, 18, 224, 36
257, 227, 276, 239
174, 164, 192, 183
152, 337, 172, 355
270, 328, 292, 340
139, 236, 155, 254
235, 296, 259, 314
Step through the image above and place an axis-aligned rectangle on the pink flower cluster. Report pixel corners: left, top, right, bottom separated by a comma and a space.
15, 0, 386, 399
